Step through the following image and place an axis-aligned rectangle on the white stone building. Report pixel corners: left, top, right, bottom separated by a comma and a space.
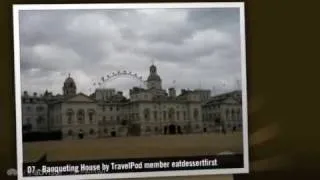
21, 91, 48, 133
202, 90, 242, 133
21, 64, 242, 140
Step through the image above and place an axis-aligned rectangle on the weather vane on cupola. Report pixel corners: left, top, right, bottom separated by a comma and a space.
151, 59, 155, 65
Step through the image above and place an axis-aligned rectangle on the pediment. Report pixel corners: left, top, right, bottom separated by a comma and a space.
222, 97, 240, 105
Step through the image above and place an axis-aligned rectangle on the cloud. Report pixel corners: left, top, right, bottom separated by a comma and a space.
18, 7, 243, 97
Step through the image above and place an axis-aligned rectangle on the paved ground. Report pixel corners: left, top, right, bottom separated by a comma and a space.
23, 132, 243, 162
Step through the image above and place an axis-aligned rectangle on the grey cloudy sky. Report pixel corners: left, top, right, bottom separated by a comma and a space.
18, 7, 244, 97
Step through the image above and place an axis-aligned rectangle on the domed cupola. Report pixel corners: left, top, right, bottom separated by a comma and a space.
147, 64, 162, 89
63, 73, 76, 97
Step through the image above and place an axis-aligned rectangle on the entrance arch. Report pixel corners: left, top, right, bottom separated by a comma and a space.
111, 131, 116, 137
78, 129, 84, 139
168, 124, 176, 134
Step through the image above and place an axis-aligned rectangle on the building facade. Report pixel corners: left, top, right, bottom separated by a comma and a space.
202, 90, 242, 133
22, 91, 49, 133
21, 64, 243, 140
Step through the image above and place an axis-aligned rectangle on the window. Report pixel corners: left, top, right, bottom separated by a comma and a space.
163, 111, 167, 121
104, 128, 108, 133
144, 108, 150, 120
183, 112, 186, 120
77, 109, 85, 124
102, 116, 106, 122
27, 106, 32, 111
36, 106, 44, 112
37, 116, 44, 125
110, 107, 113, 111
226, 109, 229, 120
176, 111, 180, 120
110, 116, 113, 121
231, 109, 235, 121
66, 109, 74, 124
154, 126, 158, 132
153, 111, 157, 120
168, 108, 174, 120
116, 106, 119, 111
194, 109, 199, 120
116, 116, 120, 122
88, 111, 95, 124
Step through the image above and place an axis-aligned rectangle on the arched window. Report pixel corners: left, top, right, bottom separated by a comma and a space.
163, 111, 167, 120
66, 109, 74, 124
194, 109, 199, 120
144, 108, 150, 120
153, 111, 158, 120
77, 109, 85, 124
88, 109, 95, 124
168, 108, 175, 121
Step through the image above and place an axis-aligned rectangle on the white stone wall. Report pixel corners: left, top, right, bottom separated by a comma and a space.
61, 102, 98, 139
97, 103, 128, 137
221, 104, 242, 131
136, 101, 203, 136
22, 102, 48, 132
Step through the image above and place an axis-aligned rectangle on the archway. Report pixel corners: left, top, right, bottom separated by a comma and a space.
78, 129, 84, 139
111, 131, 116, 137
203, 128, 207, 133
168, 124, 176, 134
